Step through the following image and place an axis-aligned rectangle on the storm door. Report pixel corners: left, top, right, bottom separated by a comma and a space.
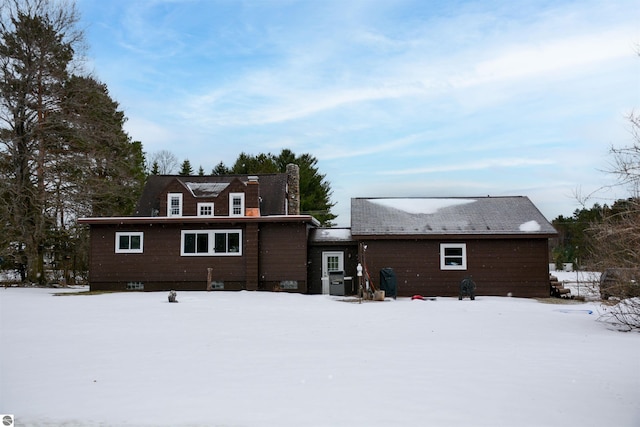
321, 251, 344, 294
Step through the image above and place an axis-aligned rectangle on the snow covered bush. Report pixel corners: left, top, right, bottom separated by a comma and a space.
599, 298, 640, 331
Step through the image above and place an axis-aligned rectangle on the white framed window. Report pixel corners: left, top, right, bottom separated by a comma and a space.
198, 202, 214, 217
116, 232, 144, 254
181, 230, 242, 256
168, 193, 183, 217
440, 243, 467, 270
229, 193, 244, 216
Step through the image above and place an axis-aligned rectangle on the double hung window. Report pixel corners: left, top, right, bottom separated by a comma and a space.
229, 193, 244, 217
440, 243, 467, 270
168, 193, 183, 217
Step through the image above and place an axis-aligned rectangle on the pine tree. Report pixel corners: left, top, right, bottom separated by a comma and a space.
179, 159, 193, 176
0, 0, 82, 283
211, 161, 229, 175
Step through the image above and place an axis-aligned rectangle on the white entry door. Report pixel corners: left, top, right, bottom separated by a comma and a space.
321, 251, 344, 294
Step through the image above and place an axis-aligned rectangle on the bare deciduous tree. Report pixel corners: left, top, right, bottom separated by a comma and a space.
148, 150, 178, 175
588, 112, 640, 330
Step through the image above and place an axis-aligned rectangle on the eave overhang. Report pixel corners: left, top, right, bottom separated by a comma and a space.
78, 215, 320, 227
351, 231, 557, 240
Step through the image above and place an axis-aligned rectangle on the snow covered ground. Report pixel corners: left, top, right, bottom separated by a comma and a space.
1, 285, 639, 427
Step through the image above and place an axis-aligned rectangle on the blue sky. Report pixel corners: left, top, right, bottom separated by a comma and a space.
77, 0, 639, 226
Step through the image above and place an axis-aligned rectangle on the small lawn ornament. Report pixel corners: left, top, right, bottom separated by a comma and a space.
168, 290, 178, 303
459, 277, 476, 300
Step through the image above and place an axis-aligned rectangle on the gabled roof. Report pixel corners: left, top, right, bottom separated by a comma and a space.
135, 174, 287, 217
351, 196, 557, 237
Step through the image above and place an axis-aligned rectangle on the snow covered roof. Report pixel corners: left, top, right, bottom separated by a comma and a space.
351, 196, 557, 237
185, 182, 230, 197
309, 228, 354, 243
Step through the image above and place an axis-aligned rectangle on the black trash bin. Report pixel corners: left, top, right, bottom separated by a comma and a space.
329, 270, 345, 296
380, 267, 397, 299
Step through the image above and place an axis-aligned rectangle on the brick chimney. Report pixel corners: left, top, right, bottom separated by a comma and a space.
286, 164, 300, 215
245, 176, 260, 216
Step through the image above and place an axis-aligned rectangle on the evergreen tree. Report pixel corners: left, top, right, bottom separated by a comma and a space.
211, 161, 229, 175
57, 75, 145, 217
179, 159, 193, 175
551, 205, 604, 268
231, 152, 279, 174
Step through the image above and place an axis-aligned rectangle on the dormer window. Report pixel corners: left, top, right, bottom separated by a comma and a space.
168, 193, 183, 217
198, 202, 214, 217
229, 193, 245, 217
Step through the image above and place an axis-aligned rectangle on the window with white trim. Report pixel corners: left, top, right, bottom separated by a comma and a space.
229, 193, 244, 216
181, 230, 242, 256
168, 193, 183, 217
198, 202, 214, 217
116, 232, 144, 253
440, 243, 467, 270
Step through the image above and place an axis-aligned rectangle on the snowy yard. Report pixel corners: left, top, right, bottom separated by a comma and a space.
1, 285, 639, 427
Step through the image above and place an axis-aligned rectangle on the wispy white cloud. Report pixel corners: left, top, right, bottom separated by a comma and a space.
315, 132, 429, 161
183, 11, 636, 129
378, 158, 556, 175
454, 29, 636, 89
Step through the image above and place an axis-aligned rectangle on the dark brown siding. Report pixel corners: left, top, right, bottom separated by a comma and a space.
214, 179, 249, 216
88, 223, 247, 291
360, 238, 550, 298
245, 223, 259, 290
258, 223, 309, 292
88, 220, 312, 292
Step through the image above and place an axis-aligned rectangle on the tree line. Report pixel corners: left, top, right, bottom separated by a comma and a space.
551, 197, 639, 270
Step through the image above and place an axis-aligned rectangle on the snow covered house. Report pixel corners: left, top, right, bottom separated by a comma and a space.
78, 167, 320, 292
79, 172, 556, 297
350, 197, 557, 298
